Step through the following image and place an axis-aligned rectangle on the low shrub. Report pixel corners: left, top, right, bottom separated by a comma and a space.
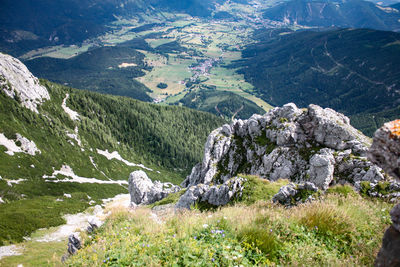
235, 175, 288, 205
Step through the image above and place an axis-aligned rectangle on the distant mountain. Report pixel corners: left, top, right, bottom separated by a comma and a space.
0, 52, 224, 244
231, 28, 400, 136
0, 0, 220, 56
369, 0, 400, 5
263, 0, 400, 31
392, 2, 400, 9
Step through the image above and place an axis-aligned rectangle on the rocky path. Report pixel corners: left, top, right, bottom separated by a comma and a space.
0, 194, 131, 262
0, 245, 22, 260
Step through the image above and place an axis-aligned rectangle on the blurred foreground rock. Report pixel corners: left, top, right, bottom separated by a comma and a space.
371, 120, 400, 267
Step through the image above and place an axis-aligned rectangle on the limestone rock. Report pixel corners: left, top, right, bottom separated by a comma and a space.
175, 184, 210, 210
181, 128, 232, 187
272, 183, 297, 205
0, 52, 50, 113
184, 103, 380, 191
128, 170, 180, 205
176, 177, 245, 209
273, 182, 318, 205
307, 148, 335, 189
369, 120, 400, 180
15, 133, 41, 155
306, 104, 369, 151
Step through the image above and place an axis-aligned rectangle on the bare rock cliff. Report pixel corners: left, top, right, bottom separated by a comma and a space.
0, 52, 50, 113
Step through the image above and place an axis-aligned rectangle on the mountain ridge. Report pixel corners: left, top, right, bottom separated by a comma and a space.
232, 28, 400, 136
263, 0, 400, 31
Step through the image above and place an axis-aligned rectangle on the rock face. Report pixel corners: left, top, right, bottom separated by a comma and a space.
182, 103, 382, 190
175, 177, 246, 209
0, 52, 50, 113
128, 170, 181, 205
369, 120, 400, 180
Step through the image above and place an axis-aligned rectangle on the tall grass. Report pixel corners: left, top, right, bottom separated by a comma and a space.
67, 187, 393, 266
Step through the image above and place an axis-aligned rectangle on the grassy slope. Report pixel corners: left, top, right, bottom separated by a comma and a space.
0, 79, 224, 245
67, 176, 393, 266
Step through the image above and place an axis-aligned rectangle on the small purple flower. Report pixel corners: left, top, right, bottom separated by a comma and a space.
147, 244, 150, 247
269, 229, 273, 233
211, 230, 215, 234
142, 244, 145, 247
173, 234, 176, 238
194, 236, 197, 240
222, 234, 225, 237
103, 260, 106, 263
212, 258, 215, 262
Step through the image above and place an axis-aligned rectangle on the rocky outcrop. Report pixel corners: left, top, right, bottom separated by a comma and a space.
0, 133, 41, 156
272, 182, 318, 205
182, 103, 383, 190
369, 120, 400, 180
67, 234, 81, 255
175, 177, 246, 209
128, 170, 181, 206
0, 52, 50, 113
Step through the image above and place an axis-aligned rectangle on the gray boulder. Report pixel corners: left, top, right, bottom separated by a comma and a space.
128, 170, 181, 205
273, 182, 318, 205
176, 177, 246, 209
175, 184, 210, 210
67, 234, 81, 255
272, 183, 297, 205
307, 148, 335, 190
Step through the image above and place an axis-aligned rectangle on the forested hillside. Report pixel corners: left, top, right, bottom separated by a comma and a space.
178, 88, 265, 120
26, 45, 153, 101
0, 63, 224, 244
232, 28, 400, 135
